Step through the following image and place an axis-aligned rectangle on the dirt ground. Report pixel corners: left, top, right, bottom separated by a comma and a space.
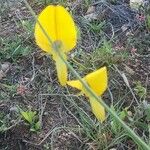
0, 0, 150, 150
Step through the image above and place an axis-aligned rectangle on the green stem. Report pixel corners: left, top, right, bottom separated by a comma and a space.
23, 0, 150, 149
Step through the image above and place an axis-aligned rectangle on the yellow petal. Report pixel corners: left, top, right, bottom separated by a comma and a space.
84, 67, 107, 96
89, 96, 105, 122
34, 5, 77, 53
35, 5, 55, 53
67, 67, 108, 95
67, 80, 82, 90
55, 53, 67, 86
55, 5, 77, 52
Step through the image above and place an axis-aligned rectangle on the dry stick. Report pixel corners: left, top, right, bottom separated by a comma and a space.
114, 65, 139, 106
22, 0, 150, 149
3, 120, 22, 132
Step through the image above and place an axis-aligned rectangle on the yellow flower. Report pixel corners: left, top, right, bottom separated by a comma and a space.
67, 67, 108, 122
34, 5, 77, 86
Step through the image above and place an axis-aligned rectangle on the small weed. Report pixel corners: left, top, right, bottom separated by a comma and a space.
91, 40, 128, 65
134, 81, 147, 99
43, 143, 51, 150
146, 14, 150, 30
88, 21, 105, 33
20, 109, 41, 132
0, 36, 33, 62
110, 107, 128, 134
0, 113, 7, 132
21, 20, 34, 35
0, 83, 18, 100
143, 101, 150, 121
83, 0, 92, 7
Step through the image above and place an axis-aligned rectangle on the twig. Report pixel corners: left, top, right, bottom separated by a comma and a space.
114, 65, 139, 106
38, 95, 47, 128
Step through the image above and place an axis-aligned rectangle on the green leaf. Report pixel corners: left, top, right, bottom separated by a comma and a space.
20, 110, 36, 124
111, 107, 127, 133
146, 14, 150, 29
145, 108, 150, 120
21, 111, 32, 123
34, 121, 41, 131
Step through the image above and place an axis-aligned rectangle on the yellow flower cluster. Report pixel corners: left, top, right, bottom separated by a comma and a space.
34, 5, 108, 122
